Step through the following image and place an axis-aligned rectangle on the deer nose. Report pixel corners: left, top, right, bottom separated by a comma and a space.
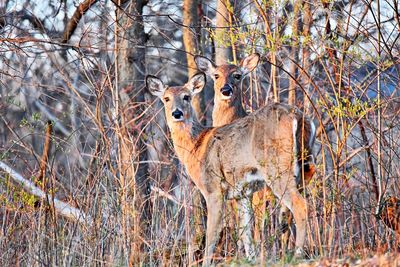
220, 84, 233, 97
172, 109, 183, 120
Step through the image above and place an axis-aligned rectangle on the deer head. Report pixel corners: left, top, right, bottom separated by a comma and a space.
195, 53, 260, 103
146, 73, 206, 126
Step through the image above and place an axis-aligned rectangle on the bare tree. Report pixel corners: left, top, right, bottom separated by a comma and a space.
215, 0, 233, 65
183, 0, 204, 119
116, 0, 149, 263
288, 0, 302, 105
182, 0, 207, 262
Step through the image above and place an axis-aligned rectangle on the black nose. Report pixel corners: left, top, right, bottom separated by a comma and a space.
172, 109, 183, 119
220, 84, 233, 97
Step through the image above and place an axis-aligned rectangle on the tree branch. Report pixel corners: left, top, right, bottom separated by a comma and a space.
62, 0, 99, 43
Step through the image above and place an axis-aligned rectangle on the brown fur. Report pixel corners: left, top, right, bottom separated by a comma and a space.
196, 56, 316, 250
378, 196, 400, 235
147, 74, 308, 265
211, 64, 247, 127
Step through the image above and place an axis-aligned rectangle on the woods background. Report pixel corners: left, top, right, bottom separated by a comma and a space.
1, 0, 400, 265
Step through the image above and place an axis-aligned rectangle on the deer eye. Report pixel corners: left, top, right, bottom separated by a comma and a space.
164, 97, 170, 102
233, 73, 242, 80
214, 74, 220, 79
183, 95, 190, 101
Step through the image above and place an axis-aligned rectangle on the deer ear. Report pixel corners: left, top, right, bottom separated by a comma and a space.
188, 72, 206, 95
194, 55, 216, 76
240, 53, 260, 75
146, 75, 165, 98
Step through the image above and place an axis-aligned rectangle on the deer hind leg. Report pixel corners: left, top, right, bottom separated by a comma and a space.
278, 205, 291, 254
203, 193, 224, 267
281, 190, 307, 257
238, 196, 256, 261
270, 177, 307, 258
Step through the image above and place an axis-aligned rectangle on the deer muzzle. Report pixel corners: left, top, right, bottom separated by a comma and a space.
220, 84, 233, 98
171, 109, 184, 121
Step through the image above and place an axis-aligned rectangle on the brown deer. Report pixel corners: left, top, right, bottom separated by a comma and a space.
195, 54, 316, 251
147, 73, 309, 265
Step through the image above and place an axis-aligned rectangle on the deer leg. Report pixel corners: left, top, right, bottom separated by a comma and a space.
238, 196, 256, 260
280, 190, 307, 257
270, 177, 307, 258
279, 205, 296, 254
203, 193, 224, 267
279, 205, 290, 254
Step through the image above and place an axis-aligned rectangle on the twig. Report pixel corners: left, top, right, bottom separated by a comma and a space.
37, 121, 52, 188
0, 161, 92, 225
150, 185, 189, 209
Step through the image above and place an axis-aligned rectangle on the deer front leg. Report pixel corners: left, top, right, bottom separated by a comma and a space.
203, 193, 223, 267
238, 196, 256, 261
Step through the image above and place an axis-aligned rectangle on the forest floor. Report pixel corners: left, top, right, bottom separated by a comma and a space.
217, 253, 400, 266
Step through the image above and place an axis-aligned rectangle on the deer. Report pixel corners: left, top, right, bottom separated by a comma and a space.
147, 72, 309, 266
195, 54, 316, 252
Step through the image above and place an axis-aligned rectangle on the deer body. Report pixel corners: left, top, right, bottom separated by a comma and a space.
147, 73, 308, 266
195, 54, 315, 170
195, 54, 316, 254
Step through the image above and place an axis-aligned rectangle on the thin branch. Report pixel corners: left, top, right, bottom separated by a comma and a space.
150, 185, 188, 208
37, 121, 52, 188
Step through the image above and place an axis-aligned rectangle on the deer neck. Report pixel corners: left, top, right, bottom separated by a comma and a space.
169, 119, 207, 162
212, 98, 247, 127
168, 118, 216, 194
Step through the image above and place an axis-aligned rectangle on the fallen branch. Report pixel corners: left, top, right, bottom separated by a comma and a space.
0, 161, 92, 225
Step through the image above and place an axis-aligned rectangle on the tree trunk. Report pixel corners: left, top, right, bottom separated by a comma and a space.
254, 0, 279, 102
183, 0, 204, 120
215, 0, 233, 65
183, 1, 207, 262
288, 0, 302, 106
302, 0, 312, 112
116, 0, 149, 264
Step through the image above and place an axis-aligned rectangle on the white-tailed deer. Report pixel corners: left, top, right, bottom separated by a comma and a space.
195, 54, 316, 251
147, 73, 309, 265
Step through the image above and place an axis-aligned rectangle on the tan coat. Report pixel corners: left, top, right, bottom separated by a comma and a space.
147, 73, 308, 266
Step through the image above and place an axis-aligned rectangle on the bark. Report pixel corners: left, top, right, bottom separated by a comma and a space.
215, 0, 233, 65
254, 0, 279, 102
37, 121, 52, 189
117, 0, 148, 195
288, 0, 302, 106
183, 1, 207, 261
302, 0, 313, 112
183, 0, 204, 120
116, 0, 149, 264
